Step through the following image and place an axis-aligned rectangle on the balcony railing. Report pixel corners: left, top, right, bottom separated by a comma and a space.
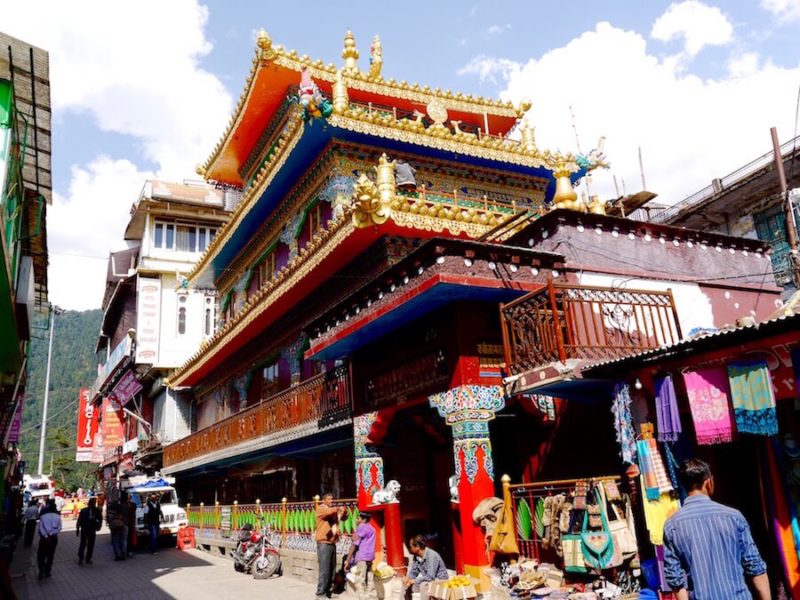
186, 497, 359, 554
163, 365, 352, 467
500, 282, 682, 374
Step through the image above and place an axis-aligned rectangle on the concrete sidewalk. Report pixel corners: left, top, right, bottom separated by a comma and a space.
11, 519, 332, 600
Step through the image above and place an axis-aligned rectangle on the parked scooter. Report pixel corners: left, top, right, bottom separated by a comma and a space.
231, 514, 282, 579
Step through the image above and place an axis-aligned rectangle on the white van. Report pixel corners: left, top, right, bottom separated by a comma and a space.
22, 474, 55, 502
122, 475, 187, 538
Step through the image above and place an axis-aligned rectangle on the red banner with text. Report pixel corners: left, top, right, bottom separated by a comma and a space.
101, 396, 124, 449
75, 388, 98, 462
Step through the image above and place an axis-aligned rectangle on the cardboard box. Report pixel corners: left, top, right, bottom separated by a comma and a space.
428, 580, 477, 600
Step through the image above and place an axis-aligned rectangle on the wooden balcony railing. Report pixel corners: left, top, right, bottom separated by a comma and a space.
163, 365, 352, 467
500, 281, 682, 374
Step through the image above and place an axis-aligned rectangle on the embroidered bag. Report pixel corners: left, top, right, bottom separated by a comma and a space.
562, 531, 588, 574
580, 487, 615, 570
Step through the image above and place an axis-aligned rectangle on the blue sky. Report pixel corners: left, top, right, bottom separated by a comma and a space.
5, 0, 800, 309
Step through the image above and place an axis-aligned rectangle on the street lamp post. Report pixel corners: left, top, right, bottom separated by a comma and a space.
37, 305, 60, 475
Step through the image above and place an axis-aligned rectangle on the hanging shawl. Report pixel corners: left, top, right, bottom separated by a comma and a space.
640, 478, 680, 545
682, 368, 735, 445
637, 440, 660, 501
655, 375, 682, 442
728, 360, 778, 436
612, 383, 637, 465
648, 438, 673, 494
661, 442, 683, 500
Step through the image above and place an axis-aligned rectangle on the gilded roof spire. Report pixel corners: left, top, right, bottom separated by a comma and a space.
342, 30, 360, 74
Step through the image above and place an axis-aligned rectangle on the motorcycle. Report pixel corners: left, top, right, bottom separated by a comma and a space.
231, 514, 282, 579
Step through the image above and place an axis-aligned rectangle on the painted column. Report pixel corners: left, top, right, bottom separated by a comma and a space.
429, 385, 505, 583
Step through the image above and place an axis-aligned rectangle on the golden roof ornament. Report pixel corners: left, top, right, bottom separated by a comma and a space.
520, 119, 537, 153
256, 29, 276, 61
332, 69, 349, 114
552, 163, 579, 210
368, 35, 383, 80
516, 99, 532, 118
342, 30, 360, 74
426, 99, 448, 125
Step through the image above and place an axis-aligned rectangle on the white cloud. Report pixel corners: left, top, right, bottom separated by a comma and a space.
651, 1, 733, 56
460, 22, 800, 210
485, 24, 512, 39
727, 52, 761, 77
48, 157, 155, 310
458, 56, 521, 85
3, 0, 233, 309
761, 0, 800, 22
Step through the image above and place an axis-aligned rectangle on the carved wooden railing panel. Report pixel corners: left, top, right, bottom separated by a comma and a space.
500, 282, 681, 374
164, 365, 352, 467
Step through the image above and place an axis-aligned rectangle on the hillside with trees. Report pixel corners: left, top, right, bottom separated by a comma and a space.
17, 309, 102, 491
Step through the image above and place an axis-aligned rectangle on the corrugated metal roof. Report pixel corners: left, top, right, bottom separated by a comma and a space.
581, 311, 800, 375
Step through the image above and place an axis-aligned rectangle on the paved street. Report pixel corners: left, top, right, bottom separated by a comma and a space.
11, 520, 323, 600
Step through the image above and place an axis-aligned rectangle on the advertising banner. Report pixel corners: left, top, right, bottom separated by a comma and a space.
136, 276, 161, 364
101, 397, 124, 448
111, 370, 142, 406
75, 388, 98, 462
7, 391, 24, 444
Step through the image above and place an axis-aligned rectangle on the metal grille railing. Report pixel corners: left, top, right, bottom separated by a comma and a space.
500, 281, 682, 373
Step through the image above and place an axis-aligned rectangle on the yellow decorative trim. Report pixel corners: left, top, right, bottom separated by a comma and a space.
199, 31, 531, 177
326, 113, 578, 173
189, 108, 305, 284
170, 214, 357, 387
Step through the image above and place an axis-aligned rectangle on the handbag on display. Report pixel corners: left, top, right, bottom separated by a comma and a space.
561, 531, 588, 574
580, 486, 615, 570
607, 501, 638, 560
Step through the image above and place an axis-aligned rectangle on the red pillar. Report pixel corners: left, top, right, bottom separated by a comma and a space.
429, 385, 505, 588
382, 502, 405, 574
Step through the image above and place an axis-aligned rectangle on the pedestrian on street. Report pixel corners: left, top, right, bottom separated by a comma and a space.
37, 499, 62, 580
144, 493, 164, 554
76, 497, 102, 565
346, 511, 378, 600
22, 500, 39, 547
315, 492, 347, 599
403, 535, 447, 600
106, 499, 127, 561
123, 491, 137, 556
664, 458, 771, 600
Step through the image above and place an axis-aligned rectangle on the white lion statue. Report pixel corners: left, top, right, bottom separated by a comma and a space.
372, 480, 401, 504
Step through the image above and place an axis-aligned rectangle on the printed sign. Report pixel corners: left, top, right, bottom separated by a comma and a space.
111, 370, 142, 405
75, 388, 98, 462
220, 506, 232, 536
136, 276, 162, 364
101, 397, 125, 448
7, 391, 24, 444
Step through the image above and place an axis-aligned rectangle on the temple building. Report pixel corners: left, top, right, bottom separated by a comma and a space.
164, 30, 789, 586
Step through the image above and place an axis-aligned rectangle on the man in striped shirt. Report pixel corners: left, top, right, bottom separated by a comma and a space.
663, 458, 770, 600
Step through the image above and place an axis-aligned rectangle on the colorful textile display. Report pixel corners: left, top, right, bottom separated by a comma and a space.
637, 440, 660, 501
682, 368, 735, 445
655, 375, 682, 442
728, 360, 779, 436
661, 443, 683, 499
612, 383, 637, 465
765, 440, 800, 596
640, 478, 680, 545
649, 439, 673, 494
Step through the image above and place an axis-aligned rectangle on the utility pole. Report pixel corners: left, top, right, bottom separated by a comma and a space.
770, 127, 799, 285
37, 306, 57, 475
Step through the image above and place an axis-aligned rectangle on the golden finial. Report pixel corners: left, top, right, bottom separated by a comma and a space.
195, 164, 206, 177
368, 34, 383, 80
516, 99, 532, 117
520, 119, 536, 153
333, 69, 349, 114
552, 163, 578, 210
256, 29, 276, 61
342, 30, 360, 74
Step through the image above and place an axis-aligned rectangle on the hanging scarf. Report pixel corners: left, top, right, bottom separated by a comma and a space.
612, 383, 637, 465
661, 442, 683, 500
655, 375, 682, 442
728, 360, 778, 436
682, 368, 735, 445
640, 477, 680, 545
637, 440, 660, 501
648, 438, 673, 494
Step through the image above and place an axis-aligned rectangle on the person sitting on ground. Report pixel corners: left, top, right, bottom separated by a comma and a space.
403, 535, 448, 600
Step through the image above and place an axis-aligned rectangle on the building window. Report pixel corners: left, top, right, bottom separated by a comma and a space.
255, 252, 277, 289
308, 204, 322, 239
261, 361, 281, 399
204, 297, 214, 336
178, 295, 187, 335
226, 291, 237, 322
153, 221, 218, 252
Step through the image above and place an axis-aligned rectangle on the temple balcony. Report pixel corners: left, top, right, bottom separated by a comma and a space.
500, 281, 682, 396
162, 365, 352, 473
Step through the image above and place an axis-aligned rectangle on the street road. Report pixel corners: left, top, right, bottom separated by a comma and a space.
11, 520, 323, 600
